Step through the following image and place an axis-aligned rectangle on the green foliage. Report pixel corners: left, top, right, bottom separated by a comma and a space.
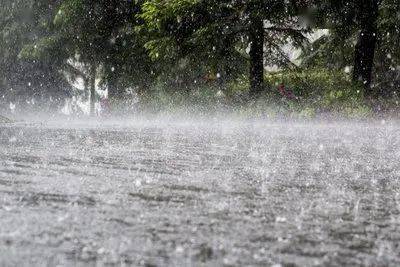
53, 0, 83, 26
141, 0, 199, 30
303, 0, 400, 95
266, 69, 358, 98
133, 68, 373, 118
141, 0, 310, 89
140, 83, 226, 115
19, 35, 66, 64
0, 0, 398, 116
266, 68, 363, 104
264, 69, 370, 116
0, 0, 69, 104
374, 0, 400, 93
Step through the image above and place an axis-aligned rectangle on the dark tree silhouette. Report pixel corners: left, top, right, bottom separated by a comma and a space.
353, 0, 380, 94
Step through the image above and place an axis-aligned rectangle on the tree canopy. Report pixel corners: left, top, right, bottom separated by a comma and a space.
0, 0, 399, 114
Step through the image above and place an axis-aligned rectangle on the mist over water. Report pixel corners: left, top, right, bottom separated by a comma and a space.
1, 115, 400, 266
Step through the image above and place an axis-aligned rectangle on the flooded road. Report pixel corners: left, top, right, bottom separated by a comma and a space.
1, 118, 400, 266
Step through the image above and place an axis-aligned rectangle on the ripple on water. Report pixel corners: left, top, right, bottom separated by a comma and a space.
1, 121, 400, 266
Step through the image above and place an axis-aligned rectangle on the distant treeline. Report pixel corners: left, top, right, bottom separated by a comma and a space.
0, 0, 399, 114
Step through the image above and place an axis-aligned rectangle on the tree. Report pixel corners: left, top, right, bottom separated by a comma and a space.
0, 0, 69, 111
303, 0, 399, 96
374, 0, 400, 96
22, 0, 156, 115
141, 0, 309, 97
352, 0, 380, 93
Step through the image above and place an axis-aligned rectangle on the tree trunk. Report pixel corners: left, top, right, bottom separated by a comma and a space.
107, 75, 119, 100
89, 64, 96, 116
249, 15, 264, 97
83, 78, 89, 101
353, 0, 379, 95
106, 65, 121, 100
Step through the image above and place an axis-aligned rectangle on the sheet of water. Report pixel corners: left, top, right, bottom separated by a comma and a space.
1, 119, 400, 266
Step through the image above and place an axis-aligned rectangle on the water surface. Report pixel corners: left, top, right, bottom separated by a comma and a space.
1, 118, 400, 266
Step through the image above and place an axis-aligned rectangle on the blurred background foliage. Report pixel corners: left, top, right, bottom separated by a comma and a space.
0, 0, 399, 117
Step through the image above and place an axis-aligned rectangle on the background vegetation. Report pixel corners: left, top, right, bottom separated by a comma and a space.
0, 0, 399, 117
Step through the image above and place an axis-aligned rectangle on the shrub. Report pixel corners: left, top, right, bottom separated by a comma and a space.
135, 68, 373, 118
263, 68, 370, 116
